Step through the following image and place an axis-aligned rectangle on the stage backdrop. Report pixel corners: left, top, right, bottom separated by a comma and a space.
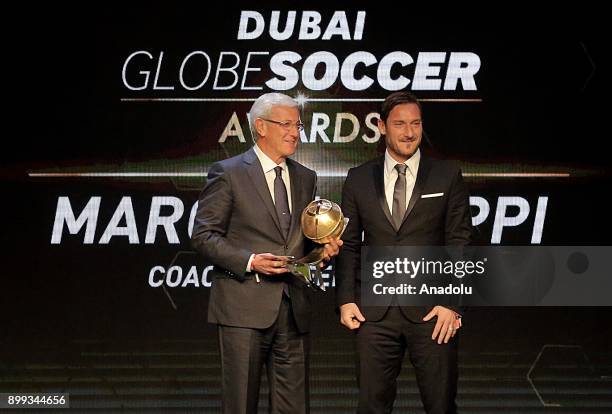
2, 6, 611, 413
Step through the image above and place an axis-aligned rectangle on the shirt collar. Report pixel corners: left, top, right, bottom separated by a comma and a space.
384, 147, 420, 178
253, 144, 288, 174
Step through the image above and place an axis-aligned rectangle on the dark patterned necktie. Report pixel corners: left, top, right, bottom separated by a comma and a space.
274, 166, 291, 238
274, 166, 291, 297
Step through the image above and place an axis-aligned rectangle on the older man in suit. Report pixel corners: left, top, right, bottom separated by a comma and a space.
335, 92, 472, 414
191, 93, 341, 414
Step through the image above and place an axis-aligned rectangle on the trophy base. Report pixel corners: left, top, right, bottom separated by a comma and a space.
287, 247, 327, 291
287, 262, 326, 291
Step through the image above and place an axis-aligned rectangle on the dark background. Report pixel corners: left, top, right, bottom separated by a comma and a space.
2, 5, 611, 413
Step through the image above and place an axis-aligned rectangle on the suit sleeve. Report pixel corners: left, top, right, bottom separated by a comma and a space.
335, 168, 362, 308
190, 162, 252, 281
444, 165, 473, 314
444, 166, 473, 246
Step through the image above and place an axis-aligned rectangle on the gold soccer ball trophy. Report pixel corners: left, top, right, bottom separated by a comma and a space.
287, 199, 349, 291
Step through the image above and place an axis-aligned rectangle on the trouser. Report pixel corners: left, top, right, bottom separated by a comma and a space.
217, 295, 309, 414
356, 306, 458, 414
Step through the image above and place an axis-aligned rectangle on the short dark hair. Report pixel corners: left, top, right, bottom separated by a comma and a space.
380, 92, 422, 123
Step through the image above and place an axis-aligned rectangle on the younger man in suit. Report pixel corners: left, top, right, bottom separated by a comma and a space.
335, 92, 472, 414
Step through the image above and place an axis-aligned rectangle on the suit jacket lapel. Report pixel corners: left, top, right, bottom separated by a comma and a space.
243, 148, 284, 238
373, 157, 395, 230
401, 155, 431, 228
286, 158, 302, 240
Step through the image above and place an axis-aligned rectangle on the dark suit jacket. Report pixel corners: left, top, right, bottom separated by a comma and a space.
191, 147, 317, 333
335, 154, 473, 323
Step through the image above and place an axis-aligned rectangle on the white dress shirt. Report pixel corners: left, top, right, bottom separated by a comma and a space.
383, 148, 420, 216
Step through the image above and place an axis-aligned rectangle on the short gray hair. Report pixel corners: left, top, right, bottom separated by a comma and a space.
249, 93, 298, 140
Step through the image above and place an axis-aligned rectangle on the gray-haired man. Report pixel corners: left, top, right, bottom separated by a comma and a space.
191, 93, 341, 413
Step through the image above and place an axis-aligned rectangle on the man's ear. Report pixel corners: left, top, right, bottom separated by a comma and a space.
255, 118, 266, 137
377, 118, 386, 136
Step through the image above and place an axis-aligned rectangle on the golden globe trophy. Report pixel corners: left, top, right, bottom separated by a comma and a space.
287, 199, 349, 291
